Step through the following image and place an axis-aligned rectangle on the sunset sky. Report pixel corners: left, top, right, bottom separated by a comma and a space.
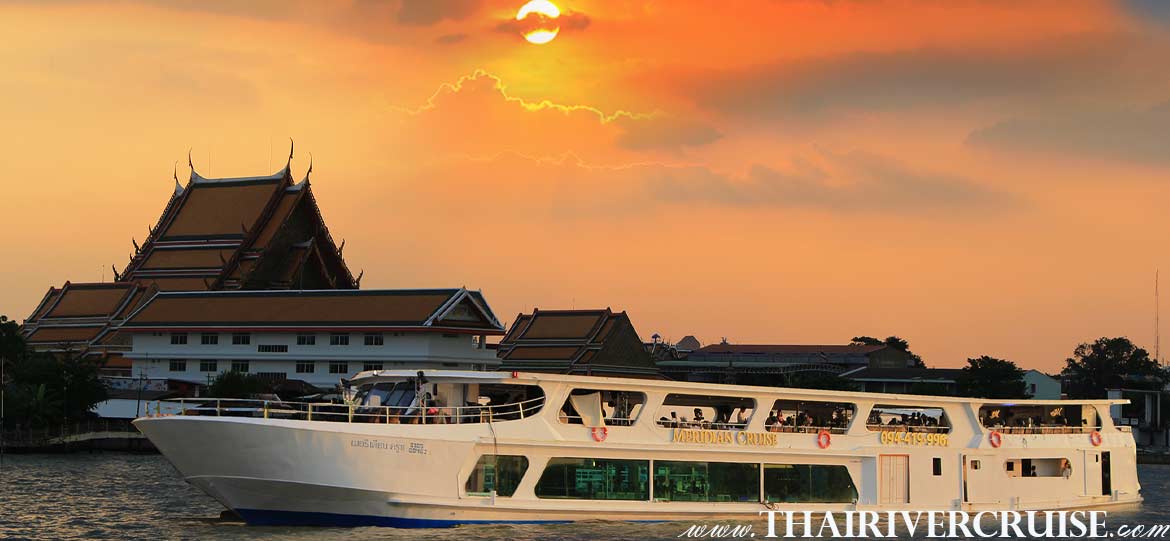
2, 0, 1169, 372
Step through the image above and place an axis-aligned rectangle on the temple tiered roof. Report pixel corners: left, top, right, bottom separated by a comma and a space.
119, 288, 503, 334
23, 150, 359, 360
497, 308, 659, 377
122, 157, 355, 291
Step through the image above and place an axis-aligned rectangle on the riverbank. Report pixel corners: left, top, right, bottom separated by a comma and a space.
1, 419, 155, 453
1140, 449, 1170, 464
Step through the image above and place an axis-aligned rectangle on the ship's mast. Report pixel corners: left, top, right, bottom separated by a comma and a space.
1157, 269, 1161, 366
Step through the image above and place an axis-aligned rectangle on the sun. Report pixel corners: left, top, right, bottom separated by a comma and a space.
517, 0, 560, 44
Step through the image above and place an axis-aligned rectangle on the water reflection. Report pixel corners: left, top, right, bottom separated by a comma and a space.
0, 453, 1166, 540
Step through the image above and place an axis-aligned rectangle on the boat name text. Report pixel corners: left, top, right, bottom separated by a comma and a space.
672, 429, 777, 447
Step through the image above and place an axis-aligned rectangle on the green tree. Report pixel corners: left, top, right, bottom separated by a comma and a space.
2, 352, 107, 428
206, 370, 269, 398
1062, 337, 1167, 399
1, 315, 23, 366
955, 356, 1027, 398
851, 335, 925, 367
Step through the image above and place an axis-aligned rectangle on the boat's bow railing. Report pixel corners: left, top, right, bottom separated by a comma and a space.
169, 395, 546, 425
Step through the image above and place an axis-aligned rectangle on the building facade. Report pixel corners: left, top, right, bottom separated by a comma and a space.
1023, 369, 1061, 400
839, 366, 962, 395
118, 288, 503, 389
658, 343, 915, 385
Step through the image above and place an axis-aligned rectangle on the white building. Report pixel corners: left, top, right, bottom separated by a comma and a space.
1023, 369, 1061, 400
118, 288, 504, 389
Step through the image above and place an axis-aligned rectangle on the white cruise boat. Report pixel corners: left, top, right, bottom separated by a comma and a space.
133, 370, 1141, 527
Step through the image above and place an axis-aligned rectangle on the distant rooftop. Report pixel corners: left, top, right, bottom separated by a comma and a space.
693, 344, 887, 355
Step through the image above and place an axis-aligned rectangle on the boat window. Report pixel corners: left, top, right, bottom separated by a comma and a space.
865, 404, 951, 433
535, 458, 649, 500
1004, 458, 1071, 478
559, 389, 645, 426
654, 461, 759, 503
465, 455, 528, 497
362, 382, 414, 408
762, 466, 856, 503
354, 381, 544, 424
765, 400, 855, 434
470, 383, 545, 421
763, 464, 858, 503
979, 404, 1101, 434
656, 394, 755, 430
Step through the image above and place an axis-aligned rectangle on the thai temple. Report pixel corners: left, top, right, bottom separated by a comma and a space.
20, 148, 363, 377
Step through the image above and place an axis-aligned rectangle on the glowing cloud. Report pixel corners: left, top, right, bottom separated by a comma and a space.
395, 69, 657, 124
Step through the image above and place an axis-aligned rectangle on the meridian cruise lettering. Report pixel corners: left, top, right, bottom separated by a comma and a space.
672, 428, 778, 446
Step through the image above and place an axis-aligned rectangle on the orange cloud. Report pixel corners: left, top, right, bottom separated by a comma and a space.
397, 69, 654, 123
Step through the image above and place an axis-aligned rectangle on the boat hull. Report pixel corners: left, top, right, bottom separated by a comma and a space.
134, 413, 1142, 528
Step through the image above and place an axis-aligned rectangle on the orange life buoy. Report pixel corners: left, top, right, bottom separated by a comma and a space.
816, 429, 831, 449
988, 430, 1003, 448
1089, 430, 1102, 447
591, 427, 608, 442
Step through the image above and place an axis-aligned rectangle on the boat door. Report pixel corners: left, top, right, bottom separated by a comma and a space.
879, 454, 910, 505
962, 454, 999, 507
1083, 450, 1102, 496
1101, 451, 1112, 496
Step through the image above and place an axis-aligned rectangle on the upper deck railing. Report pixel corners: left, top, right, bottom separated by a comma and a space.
163, 397, 1125, 436
171, 396, 546, 424
866, 424, 950, 434
982, 425, 1101, 435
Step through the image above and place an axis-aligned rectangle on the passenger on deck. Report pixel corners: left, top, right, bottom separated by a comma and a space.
765, 411, 779, 431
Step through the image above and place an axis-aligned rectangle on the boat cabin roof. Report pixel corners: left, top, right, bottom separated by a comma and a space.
348, 370, 1127, 407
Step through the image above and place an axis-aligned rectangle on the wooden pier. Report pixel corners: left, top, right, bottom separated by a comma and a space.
1, 419, 154, 452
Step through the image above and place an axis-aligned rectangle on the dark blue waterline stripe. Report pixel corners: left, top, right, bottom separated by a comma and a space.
234, 508, 568, 528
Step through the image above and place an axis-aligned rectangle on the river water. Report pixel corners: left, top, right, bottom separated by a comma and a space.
1, 453, 1169, 540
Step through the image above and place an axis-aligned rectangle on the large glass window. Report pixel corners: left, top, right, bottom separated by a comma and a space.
465, 455, 529, 497
763, 464, 857, 503
536, 458, 649, 500
866, 404, 951, 433
559, 389, 645, 426
654, 461, 759, 503
656, 394, 755, 430
765, 400, 856, 434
